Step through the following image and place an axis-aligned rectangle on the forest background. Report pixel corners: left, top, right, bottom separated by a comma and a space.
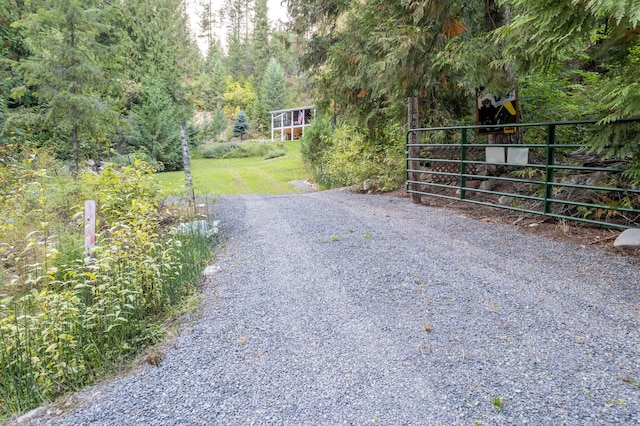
1, 0, 639, 184
0, 0, 306, 174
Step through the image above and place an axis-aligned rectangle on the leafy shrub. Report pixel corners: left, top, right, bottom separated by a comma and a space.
201, 142, 286, 159
300, 114, 334, 188
202, 142, 243, 159
300, 117, 405, 192
0, 153, 214, 418
262, 150, 286, 160
323, 123, 405, 191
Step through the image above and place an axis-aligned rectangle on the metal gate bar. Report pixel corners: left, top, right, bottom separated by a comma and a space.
406, 119, 640, 229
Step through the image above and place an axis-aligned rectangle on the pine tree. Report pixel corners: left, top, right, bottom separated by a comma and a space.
250, 0, 270, 84
258, 58, 286, 131
0, 0, 30, 135
16, 0, 120, 174
233, 110, 250, 140
210, 59, 227, 108
117, 0, 199, 165
199, 0, 215, 47
210, 104, 227, 141
225, 0, 251, 80
131, 72, 182, 171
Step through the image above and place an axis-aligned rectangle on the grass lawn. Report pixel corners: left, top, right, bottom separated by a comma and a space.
156, 140, 309, 195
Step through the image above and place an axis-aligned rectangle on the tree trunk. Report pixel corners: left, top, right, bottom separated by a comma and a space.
485, 1, 521, 150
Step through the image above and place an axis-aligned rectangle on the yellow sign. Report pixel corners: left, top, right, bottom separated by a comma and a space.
476, 89, 518, 135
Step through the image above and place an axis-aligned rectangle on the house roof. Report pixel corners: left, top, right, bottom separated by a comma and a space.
269, 106, 315, 115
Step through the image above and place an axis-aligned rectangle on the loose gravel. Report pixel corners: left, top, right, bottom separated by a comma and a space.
16, 189, 640, 425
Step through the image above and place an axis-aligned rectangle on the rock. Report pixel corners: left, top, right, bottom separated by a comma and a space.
174, 220, 218, 237
498, 196, 513, 205
14, 406, 46, 424
614, 229, 640, 250
479, 180, 494, 191
203, 265, 220, 276
586, 171, 608, 187
363, 179, 374, 192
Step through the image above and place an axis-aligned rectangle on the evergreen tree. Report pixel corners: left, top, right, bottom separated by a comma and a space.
269, 29, 299, 76
210, 104, 227, 141
119, 0, 199, 110
250, 0, 270, 84
210, 59, 227, 108
224, 0, 249, 79
203, 39, 223, 73
232, 110, 250, 140
130, 72, 182, 171
0, 0, 32, 136
15, 0, 120, 174
117, 0, 199, 164
258, 58, 286, 131
198, 0, 215, 47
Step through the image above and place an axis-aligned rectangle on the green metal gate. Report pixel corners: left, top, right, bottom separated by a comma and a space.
406, 119, 640, 229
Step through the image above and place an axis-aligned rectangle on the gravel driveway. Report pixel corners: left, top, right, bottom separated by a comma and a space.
18, 189, 640, 425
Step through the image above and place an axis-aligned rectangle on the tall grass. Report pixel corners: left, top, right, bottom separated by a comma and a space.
0, 148, 214, 418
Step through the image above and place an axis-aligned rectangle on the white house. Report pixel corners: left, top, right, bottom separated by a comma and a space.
270, 106, 315, 141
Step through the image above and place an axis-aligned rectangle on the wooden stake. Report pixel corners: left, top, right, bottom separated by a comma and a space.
84, 200, 96, 257
180, 124, 196, 211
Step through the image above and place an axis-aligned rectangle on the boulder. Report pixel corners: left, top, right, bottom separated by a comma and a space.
614, 229, 640, 250
479, 180, 495, 191
498, 195, 513, 206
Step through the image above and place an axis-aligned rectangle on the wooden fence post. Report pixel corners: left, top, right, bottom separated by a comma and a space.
180, 124, 197, 211
408, 97, 422, 204
84, 200, 96, 258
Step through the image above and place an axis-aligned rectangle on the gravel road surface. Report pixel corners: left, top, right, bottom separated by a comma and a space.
18, 189, 640, 425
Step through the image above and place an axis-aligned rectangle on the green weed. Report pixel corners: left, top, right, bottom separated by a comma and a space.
622, 376, 640, 388
492, 396, 504, 413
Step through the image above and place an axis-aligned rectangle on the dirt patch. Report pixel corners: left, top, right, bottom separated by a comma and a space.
379, 186, 640, 259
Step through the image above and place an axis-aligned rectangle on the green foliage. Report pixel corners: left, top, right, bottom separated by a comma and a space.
232, 110, 250, 140
495, 0, 640, 180
0, 152, 213, 417
0, 0, 34, 135
224, 0, 250, 80
224, 78, 257, 114
300, 113, 334, 186
322, 123, 405, 192
250, 0, 271, 83
288, 0, 640, 186
13, 0, 121, 173
262, 150, 286, 160
202, 142, 243, 158
129, 73, 183, 171
210, 60, 228, 108
210, 105, 227, 141
201, 141, 286, 159
260, 58, 287, 125
300, 112, 404, 191
518, 71, 596, 123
